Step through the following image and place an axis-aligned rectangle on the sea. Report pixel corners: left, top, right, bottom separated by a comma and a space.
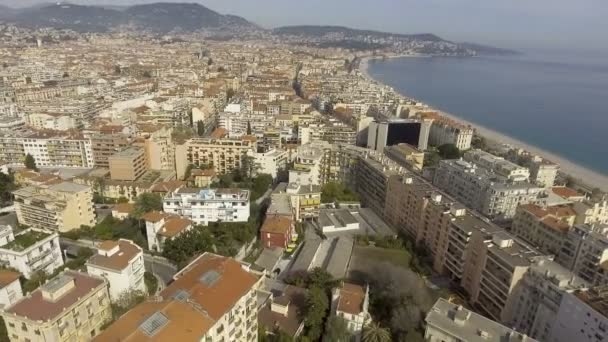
366, 49, 608, 177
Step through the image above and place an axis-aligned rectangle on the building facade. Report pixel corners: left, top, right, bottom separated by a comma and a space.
163, 188, 250, 226
0, 226, 64, 279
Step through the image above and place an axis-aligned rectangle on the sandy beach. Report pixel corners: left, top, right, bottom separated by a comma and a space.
359, 56, 608, 191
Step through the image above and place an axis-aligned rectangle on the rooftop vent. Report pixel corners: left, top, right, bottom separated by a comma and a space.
199, 270, 221, 287
139, 311, 169, 337
172, 289, 190, 302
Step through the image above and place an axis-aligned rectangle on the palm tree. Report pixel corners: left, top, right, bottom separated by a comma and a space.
362, 322, 391, 342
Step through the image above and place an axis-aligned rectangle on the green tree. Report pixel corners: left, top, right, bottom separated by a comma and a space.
240, 155, 258, 180
0, 317, 8, 342
246, 121, 252, 135
303, 286, 329, 341
323, 316, 351, 342
362, 322, 391, 342
94, 177, 106, 204
423, 151, 441, 167
112, 290, 146, 319
133, 193, 163, 218
0, 172, 16, 206
437, 144, 461, 159
24, 154, 38, 171
144, 272, 158, 296
471, 135, 486, 150
196, 120, 205, 136
226, 88, 235, 101
321, 182, 359, 203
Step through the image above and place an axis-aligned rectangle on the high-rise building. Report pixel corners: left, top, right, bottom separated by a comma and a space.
367, 118, 432, 152
108, 147, 147, 181
550, 287, 608, 342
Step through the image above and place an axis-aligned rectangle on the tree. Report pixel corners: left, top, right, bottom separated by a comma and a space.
471, 135, 486, 150
362, 322, 391, 342
207, 58, 214, 66
24, 154, 38, 171
240, 155, 258, 180
0, 172, 16, 206
142, 71, 152, 78
321, 182, 359, 203
323, 316, 351, 342
303, 286, 329, 341
423, 151, 441, 168
226, 88, 235, 101
94, 177, 106, 204
0, 317, 8, 342
196, 120, 205, 136
438, 144, 461, 159
246, 121, 252, 135
144, 272, 158, 296
112, 290, 146, 319
133, 193, 163, 218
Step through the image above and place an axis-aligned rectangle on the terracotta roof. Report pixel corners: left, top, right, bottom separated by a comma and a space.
6, 271, 105, 321
261, 216, 292, 235
552, 186, 582, 199
209, 128, 227, 139
142, 211, 168, 223
241, 135, 257, 142
0, 271, 20, 288
541, 217, 571, 233
159, 217, 193, 238
161, 253, 259, 321
520, 204, 576, 219
337, 283, 365, 316
87, 240, 143, 271
93, 300, 215, 342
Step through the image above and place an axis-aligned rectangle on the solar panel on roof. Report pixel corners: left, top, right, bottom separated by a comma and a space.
172, 289, 190, 302
139, 312, 169, 337
199, 270, 221, 287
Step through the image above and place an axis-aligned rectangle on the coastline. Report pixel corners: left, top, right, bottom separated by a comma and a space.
360, 56, 608, 191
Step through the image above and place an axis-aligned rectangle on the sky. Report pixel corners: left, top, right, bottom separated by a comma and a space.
3, 0, 608, 52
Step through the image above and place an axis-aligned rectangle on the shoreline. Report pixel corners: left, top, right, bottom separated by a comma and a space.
359, 56, 608, 192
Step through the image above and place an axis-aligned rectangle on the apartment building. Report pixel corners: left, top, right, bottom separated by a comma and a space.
27, 113, 78, 131
352, 153, 404, 218
289, 143, 324, 186
0, 132, 94, 168
0, 271, 23, 310
506, 259, 587, 341
95, 253, 262, 342
254, 149, 288, 179
163, 188, 250, 226
261, 215, 295, 249
285, 183, 321, 222
331, 283, 370, 342
424, 298, 536, 342
557, 224, 608, 286
143, 211, 193, 252
1, 271, 111, 342
89, 132, 130, 168
175, 136, 256, 179
511, 204, 576, 256
464, 149, 530, 182
86, 239, 146, 301
367, 118, 432, 151
550, 287, 608, 342
136, 123, 175, 171
13, 182, 96, 232
384, 143, 425, 171
428, 120, 474, 150
108, 147, 147, 181
529, 159, 559, 188
0, 226, 63, 279
433, 159, 543, 220
298, 121, 357, 146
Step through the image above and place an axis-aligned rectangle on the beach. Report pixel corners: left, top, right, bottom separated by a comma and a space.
360, 56, 608, 191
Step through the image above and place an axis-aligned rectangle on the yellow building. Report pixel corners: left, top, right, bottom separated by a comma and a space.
13, 182, 96, 232
2, 271, 112, 342
108, 147, 147, 181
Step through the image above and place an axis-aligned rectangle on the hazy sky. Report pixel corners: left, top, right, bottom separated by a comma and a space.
5, 0, 608, 52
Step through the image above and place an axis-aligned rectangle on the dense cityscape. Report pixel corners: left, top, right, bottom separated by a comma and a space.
0, 2, 606, 342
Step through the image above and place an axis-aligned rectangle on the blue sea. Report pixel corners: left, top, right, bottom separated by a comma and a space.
367, 50, 608, 177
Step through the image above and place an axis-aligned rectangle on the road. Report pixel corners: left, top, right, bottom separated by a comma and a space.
59, 238, 178, 286
255, 188, 272, 205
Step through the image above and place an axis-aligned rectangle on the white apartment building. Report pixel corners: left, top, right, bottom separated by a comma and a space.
557, 224, 608, 286
425, 298, 537, 342
0, 133, 94, 168
254, 149, 288, 179
433, 159, 543, 220
96, 253, 262, 342
143, 211, 193, 252
0, 271, 23, 309
163, 188, 250, 226
27, 113, 78, 131
464, 149, 530, 182
550, 287, 608, 342
0, 226, 63, 279
86, 239, 146, 301
288, 144, 324, 186
429, 121, 473, 150
529, 159, 559, 188
331, 283, 370, 342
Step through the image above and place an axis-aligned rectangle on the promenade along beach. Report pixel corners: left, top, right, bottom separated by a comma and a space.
359, 55, 608, 191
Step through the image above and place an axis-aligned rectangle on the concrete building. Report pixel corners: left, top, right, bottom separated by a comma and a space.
428, 120, 473, 150
289, 144, 324, 186
163, 188, 250, 226
0, 133, 95, 168
433, 159, 543, 220
86, 239, 146, 301
285, 183, 321, 222
0, 271, 23, 309
529, 160, 559, 188
95, 253, 262, 342
424, 298, 536, 342
187, 168, 217, 187
367, 118, 432, 152
258, 285, 307, 338
464, 149, 530, 182
511, 204, 576, 256
143, 211, 193, 252
108, 147, 147, 181
384, 143, 425, 171
550, 287, 608, 342
27, 113, 78, 131
137, 124, 175, 171
331, 283, 370, 341
255, 149, 288, 179
0, 227, 63, 279
261, 215, 295, 249
1, 271, 112, 342
13, 182, 96, 232
557, 224, 608, 286
89, 132, 130, 168
175, 136, 256, 179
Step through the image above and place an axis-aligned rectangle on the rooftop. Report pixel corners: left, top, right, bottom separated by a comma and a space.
2, 229, 51, 252
337, 283, 366, 316
87, 239, 143, 271
258, 285, 307, 337
261, 216, 292, 235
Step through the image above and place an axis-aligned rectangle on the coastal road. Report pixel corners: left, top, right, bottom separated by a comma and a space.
59, 238, 178, 286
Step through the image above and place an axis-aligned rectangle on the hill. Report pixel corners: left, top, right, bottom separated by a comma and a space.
273, 25, 444, 42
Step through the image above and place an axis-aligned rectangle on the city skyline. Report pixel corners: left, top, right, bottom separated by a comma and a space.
2, 0, 607, 52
